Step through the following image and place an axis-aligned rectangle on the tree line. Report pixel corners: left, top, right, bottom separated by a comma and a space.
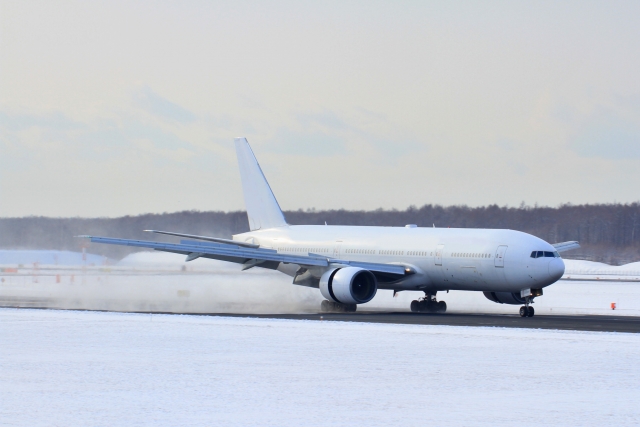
0, 203, 638, 265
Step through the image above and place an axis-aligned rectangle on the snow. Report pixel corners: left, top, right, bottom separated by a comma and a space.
564, 259, 640, 278
0, 249, 108, 266
1, 308, 638, 426
117, 251, 226, 270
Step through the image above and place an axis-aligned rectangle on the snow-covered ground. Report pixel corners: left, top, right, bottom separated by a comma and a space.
0, 249, 109, 266
564, 259, 640, 281
1, 253, 639, 315
1, 308, 638, 426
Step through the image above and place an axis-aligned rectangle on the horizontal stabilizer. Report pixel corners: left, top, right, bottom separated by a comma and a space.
552, 241, 580, 253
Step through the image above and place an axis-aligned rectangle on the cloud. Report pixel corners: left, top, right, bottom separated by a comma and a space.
134, 87, 196, 124
0, 107, 201, 165
266, 127, 346, 156
570, 112, 640, 159
296, 111, 348, 131
0, 111, 85, 132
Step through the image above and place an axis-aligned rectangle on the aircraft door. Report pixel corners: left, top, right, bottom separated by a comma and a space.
333, 241, 342, 258
435, 244, 444, 266
495, 245, 508, 268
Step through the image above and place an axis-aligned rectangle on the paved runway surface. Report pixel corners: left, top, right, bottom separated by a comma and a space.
3, 305, 639, 333
207, 311, 640, 333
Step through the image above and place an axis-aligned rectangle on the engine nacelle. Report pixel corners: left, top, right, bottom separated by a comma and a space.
483, 291, 526, 305
320, 267, 377, 304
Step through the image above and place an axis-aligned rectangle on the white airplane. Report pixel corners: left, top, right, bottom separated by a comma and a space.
83, 137, 579, 317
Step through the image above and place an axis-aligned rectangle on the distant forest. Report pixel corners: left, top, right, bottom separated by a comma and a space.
1, 203, 639, 265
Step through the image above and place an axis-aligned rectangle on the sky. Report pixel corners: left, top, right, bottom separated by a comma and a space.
1, 0, 639, 217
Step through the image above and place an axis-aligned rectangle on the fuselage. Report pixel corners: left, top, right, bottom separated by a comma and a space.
235, 225, 565, 293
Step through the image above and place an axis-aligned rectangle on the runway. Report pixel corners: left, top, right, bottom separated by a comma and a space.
207, 311, 640, 333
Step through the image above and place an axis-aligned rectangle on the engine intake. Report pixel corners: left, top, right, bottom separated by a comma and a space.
320, 267, 378, 304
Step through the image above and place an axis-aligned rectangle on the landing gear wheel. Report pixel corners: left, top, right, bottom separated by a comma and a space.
320, 300, 331, 313
437, 301, 447, 313
410, 300, 420, 312
410, 293, 447, 314
527, 306, 535, 317
519, 306, 527, 317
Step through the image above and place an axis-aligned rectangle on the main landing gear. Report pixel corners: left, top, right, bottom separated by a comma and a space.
519, 297, 535, 317
320, 300, 357, 313
410, 292, 447, 313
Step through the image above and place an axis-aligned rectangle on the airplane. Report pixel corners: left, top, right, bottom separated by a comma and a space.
81, 137, 579, 317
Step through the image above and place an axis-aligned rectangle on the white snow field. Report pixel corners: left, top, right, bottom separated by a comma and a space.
1, 308, 639, 427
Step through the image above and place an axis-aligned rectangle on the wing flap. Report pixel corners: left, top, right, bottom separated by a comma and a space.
329, 260, 407, 275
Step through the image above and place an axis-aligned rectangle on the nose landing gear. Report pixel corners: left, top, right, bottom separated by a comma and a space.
519, 297, 535, 317
410, 292, 447, 313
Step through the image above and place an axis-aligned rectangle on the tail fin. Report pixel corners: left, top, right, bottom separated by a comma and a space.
234, 137, 288, 231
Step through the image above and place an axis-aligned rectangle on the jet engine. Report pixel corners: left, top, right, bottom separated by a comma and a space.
483, 291, 526, 305
320, 267, 377, 304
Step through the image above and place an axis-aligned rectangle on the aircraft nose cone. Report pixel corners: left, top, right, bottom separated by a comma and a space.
548, 258, 565, 282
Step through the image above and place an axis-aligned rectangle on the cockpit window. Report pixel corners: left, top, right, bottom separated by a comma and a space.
531, 250, 562, 258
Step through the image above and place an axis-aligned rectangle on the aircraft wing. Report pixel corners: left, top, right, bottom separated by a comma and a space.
552, 241, 580, 252
80, 236, 407, 276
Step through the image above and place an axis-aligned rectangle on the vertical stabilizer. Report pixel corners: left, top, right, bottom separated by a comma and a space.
234, 137, 288, 231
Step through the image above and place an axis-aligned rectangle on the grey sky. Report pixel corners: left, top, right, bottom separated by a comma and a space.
1, 1, 639, 217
